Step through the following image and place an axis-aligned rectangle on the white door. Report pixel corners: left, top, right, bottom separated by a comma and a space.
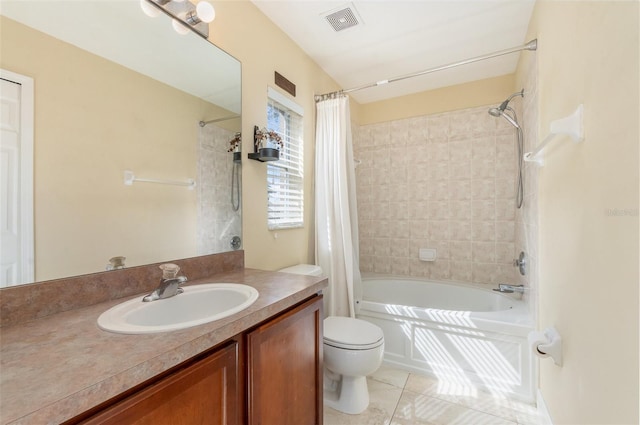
1, 71, 34, 287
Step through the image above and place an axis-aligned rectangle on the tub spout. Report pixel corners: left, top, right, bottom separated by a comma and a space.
493, 284, 526, 298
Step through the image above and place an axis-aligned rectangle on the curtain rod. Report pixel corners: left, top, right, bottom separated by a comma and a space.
314, 39, 537, 102
199, 114, 240, 127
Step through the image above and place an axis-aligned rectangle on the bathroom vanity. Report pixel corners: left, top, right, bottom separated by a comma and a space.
72, 295, 322, 424
0, 256, 327, 424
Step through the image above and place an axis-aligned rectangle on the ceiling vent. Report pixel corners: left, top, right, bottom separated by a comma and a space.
324, 7, 360, 32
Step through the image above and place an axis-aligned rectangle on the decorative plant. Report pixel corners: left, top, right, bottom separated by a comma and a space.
227, 132, 242, 153
254, 127, 283, 150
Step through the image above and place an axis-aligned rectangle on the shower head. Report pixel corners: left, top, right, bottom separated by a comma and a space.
496, 89, 524, 113
488, 89, 524, 128
488, 107, 502, 117
499, 107, 521, 129
489, 91, 526, 210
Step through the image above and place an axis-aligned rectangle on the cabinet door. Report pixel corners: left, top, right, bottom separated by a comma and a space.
247, 295, 323, 425
81, 341, 240, 425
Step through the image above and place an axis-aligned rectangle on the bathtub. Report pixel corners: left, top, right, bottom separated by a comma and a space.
356, 276, 535, 402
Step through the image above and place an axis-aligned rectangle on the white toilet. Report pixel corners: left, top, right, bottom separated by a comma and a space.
279, 264, 385, 415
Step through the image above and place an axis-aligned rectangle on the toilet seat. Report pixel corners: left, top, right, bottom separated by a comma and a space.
324, 317, 384, 350
279, 264, 323, 276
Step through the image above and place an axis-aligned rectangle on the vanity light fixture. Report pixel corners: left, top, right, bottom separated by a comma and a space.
172, 18, 191, 35
186, 2, 215, 25
140, 0, 161, 17
140, 0, 215, 38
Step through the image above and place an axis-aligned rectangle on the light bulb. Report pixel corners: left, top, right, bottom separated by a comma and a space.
196, 2, 215, 23
172, 19, 190, 35
140, 0, 160, 17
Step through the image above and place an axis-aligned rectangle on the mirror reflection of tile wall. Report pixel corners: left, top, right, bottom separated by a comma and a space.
353, 106, 521, 286
198, 125, 242, 255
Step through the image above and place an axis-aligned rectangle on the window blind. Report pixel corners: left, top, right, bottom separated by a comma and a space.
266, 95, 304, 230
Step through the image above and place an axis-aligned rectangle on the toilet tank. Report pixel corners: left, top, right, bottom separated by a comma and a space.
278, 264, 323, 276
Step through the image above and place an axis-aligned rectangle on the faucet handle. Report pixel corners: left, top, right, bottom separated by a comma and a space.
106, 256, 126, 271
513, 252, 527, 276
159, 263, 180, 279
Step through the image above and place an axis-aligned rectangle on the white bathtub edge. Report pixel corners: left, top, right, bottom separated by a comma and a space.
358, 275, 537, 402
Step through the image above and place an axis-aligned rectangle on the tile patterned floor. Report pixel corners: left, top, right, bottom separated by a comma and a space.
323, 365, 543, 425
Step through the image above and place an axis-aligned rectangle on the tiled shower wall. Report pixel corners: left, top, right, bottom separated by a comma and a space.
353, 106, 524, 286
198, 125, 242, 254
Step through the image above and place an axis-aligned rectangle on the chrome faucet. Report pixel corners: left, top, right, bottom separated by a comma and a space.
493, 284, 526, 298
143, 263, 187, 302
143, 276, 187, 302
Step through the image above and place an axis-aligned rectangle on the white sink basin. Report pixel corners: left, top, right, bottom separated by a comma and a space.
97, 283, 259, 334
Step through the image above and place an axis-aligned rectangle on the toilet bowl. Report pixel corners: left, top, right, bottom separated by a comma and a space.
323, 316, 384, 414
279, 264, 385, 415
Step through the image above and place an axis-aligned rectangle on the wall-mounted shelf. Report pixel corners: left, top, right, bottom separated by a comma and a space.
524, 104, 584, 166
248, 125, 280, 162
124, 170, 196, 190
248, 148, 279, 162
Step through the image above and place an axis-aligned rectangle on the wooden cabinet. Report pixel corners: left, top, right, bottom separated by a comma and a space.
79, 341, 241, 425
247, 295, 323, 425
69, 294, 323, 425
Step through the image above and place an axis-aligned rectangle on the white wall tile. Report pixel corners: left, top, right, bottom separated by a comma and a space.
472, 221, 496, 241
450, 241, 472, 261
449, 200, 472, 221
472, 199, 496, 221
450, 220, 472, 241
355, 103, 523, 288
472, 241, 496, 263
389, 202, 409, 220
390, 238, 411, 258
427, 220, 450, 241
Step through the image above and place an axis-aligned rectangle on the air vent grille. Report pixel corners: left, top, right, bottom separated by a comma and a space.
325, 7, 359, 32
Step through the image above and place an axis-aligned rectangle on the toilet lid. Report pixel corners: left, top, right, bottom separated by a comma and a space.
323, 317, 384, 350
278, 264, 323, 276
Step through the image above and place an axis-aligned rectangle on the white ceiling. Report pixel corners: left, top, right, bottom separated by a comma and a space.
252, 0, 536, 104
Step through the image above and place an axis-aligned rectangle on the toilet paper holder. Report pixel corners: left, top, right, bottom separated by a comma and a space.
529, 327, 563, 366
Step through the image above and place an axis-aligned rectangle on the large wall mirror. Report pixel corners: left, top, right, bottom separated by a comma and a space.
0, 1, 242, 287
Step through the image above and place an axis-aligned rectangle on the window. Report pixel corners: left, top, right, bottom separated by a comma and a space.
266, 87, 304, 230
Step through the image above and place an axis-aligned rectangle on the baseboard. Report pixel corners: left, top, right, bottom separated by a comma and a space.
537, 389, 553, 425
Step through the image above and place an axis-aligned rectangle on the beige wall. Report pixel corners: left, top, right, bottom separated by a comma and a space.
516, 1, 639, 424
1, 17, 224, 281
208, 1, 342, 270
357, 74, 515, 125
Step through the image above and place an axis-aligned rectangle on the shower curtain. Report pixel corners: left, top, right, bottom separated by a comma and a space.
315, 95, 361, 318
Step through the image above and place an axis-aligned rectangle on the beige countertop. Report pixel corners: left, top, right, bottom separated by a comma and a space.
0, 268, 327, 425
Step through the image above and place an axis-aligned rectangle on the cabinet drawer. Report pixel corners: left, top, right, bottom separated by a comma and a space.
80, 342, 240, 425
